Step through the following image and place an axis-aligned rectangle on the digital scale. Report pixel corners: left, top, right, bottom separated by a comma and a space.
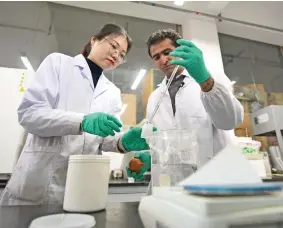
139, 184, 283, 228
138, 105, 283, 228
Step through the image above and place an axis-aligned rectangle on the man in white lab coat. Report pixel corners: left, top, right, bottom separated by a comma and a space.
127, 29, 244, 181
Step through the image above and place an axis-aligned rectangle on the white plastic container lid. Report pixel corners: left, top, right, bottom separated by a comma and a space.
69, 155, 110, 163
29, 213, 95, 228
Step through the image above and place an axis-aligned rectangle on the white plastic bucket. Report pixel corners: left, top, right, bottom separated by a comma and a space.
63, 155, 110, 212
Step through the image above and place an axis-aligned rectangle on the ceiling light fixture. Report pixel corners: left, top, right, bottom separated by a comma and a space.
20, 53, 34, 72
131, 69, 147, 90
174, 0, 184, 6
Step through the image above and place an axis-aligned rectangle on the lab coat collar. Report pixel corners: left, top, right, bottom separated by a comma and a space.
93, 73, 111, 99
74, 54, 95, 90
158, 69, 194, 95
74, 54, 89, 68
74, 54, 110, 96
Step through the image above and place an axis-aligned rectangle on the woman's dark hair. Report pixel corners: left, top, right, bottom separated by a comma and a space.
82, 23, 132, 57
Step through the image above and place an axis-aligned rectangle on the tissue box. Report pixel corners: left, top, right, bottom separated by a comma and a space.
234, 114, 269, 151
237, 137, 261, 154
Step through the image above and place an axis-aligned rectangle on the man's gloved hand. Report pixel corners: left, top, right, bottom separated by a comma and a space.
170, 39, 210, 84
126, 152, 151, 181
81, 112, 122, 137
121, 127, 156, 152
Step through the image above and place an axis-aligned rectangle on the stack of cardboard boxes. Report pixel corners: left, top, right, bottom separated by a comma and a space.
121, 93, 137, 126
234, 84, 283, 150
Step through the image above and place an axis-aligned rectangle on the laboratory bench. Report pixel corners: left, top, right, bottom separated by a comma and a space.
0, 202, 144, 228
0, 179, 149, 203
2, 177, 283, 203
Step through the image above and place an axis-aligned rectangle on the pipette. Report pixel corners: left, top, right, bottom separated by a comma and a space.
141, 65, 180, 138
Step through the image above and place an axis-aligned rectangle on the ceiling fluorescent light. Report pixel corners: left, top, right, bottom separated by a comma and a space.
174, 0, 184, 6
20, 53, 34, 72
121, 104, 128, 114
131, 69, 147, 90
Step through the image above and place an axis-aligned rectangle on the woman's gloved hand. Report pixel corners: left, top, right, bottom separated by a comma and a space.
81, 112, 122, 137
121, 127, 156, 152
126, 152, 151, 181
170, 39, 210, 84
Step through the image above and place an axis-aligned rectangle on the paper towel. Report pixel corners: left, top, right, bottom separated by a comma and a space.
178, 144, 262, 186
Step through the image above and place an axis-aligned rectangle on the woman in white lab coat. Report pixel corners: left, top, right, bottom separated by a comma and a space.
0, 23, 150, 205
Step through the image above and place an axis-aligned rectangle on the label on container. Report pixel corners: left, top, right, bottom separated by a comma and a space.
255, 113, 269, 124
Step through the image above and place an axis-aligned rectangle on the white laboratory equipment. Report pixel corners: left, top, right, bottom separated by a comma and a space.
251, 105, 283, 172
139, 186, 283, 228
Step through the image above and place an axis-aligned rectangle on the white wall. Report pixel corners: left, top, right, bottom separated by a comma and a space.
55, 1, 283, 46
183, 17, 231, 87
218, 1, 283, 46
0, 67, 34, 174
0, 2, 59, 69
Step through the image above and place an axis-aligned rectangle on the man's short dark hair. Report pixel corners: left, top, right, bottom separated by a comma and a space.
146, 29, 182, 57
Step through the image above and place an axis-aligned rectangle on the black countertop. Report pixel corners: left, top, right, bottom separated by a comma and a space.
0, 179, 149, 189
262, 175, 283, 182
0, 202, 144, 228
1, 176, 283, 189
109, 179, 149, 187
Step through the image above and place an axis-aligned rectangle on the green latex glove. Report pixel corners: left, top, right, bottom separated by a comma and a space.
121, 127, 157, 152
126, 151, 151, 181
81, 112, 122, 137
170, 39, 210, 84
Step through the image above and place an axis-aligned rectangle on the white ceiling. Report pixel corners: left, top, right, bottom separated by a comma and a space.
57, 1, 283, 30
150, 1, 230, 15
56, 1, 283, 46
140, 1, 283, 31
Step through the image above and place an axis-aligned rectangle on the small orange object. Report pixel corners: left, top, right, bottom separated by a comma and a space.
129, 158, 145, 173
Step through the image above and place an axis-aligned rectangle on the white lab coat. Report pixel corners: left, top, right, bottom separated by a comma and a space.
147, 70, 244, 167
0, 53, 122, 205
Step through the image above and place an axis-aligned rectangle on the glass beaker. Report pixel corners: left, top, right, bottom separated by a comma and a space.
145, 129, 199, 188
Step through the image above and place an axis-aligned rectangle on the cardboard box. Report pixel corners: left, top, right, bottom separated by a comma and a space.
234, 84, 265, 93
238, 92, 268, 113
234, 113, 251, 137
236, 84, 265, 92
268, 93, 283, 105
245, 84, 265, 93
121, 94, 137, 126
255, 136, 268, 151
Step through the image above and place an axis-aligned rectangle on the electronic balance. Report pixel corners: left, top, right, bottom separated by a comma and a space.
139, 184, 283, 228
251, 105, 283, 172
